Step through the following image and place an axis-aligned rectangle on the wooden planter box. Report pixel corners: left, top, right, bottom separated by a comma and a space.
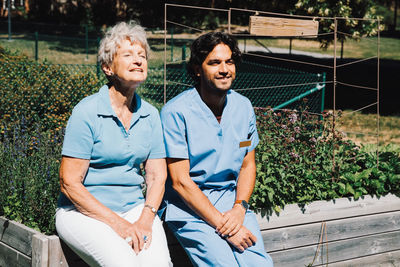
1, 194, 400, 266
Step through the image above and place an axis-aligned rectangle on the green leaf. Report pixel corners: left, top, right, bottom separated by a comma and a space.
346, 183, 355, 195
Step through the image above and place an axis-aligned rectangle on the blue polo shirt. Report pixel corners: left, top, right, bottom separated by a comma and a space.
160, 87, 259, 220
58, 85, 165, 212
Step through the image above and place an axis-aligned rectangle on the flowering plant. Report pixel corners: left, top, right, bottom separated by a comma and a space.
251, 104, 400, 216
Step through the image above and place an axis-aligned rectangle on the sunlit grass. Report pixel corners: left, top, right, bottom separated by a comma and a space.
237, 36, 400, 60
2, 32, 399, 65
336, 110, 400, 148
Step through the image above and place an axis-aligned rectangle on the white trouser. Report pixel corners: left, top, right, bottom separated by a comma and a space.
55, 203, 173, 267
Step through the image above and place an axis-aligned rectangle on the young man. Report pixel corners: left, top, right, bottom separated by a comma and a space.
161, 32, 273, 267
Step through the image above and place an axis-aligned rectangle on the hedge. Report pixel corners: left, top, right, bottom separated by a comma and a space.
1, 46, 399, 234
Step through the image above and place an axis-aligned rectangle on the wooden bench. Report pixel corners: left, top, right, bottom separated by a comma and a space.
1, 194, 400, 266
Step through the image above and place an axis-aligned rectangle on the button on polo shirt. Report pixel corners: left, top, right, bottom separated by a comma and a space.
58, 85, 165, 212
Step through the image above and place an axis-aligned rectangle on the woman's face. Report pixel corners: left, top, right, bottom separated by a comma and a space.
109, 38, 148, 86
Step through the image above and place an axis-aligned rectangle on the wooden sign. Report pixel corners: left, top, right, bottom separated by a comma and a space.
249, 16, 319, 37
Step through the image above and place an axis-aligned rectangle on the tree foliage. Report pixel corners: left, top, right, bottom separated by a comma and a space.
292, 0, 385, 48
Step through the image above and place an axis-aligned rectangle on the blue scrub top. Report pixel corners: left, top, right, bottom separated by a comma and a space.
58, 85, 165, 212
161, 88, 259, 221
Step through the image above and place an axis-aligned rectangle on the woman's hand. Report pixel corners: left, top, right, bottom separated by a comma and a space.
115, 210, 154, 254
124, 217, 153, 254
216, 205, 246, 237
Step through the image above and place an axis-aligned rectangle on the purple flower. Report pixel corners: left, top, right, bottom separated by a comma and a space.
310, 137, 317, 143
289, 152, 299, 158
289, 137, 295, 143
294, 126, 300, 133
289, 113, 298, 123
281, 125, 288, 130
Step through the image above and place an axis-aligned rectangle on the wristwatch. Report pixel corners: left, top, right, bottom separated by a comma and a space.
144, 204, 157, 214
234, 200, 248, 212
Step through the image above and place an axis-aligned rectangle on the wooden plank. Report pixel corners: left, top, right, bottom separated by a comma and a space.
53, 235, 89, 267
269, 230, 400, 267
328, 249, 400, 267
32, 234, 48, 267
249, 16, 319, 37
47, 235, 68, 267
262, 211, 400, 252
257, 194, 400, 230
0, 216, 41, 256
0, 240, 31, 267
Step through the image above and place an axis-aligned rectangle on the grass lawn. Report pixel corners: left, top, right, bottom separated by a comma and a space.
336, 110, 400, 148
238, 36, 400, 60
1, 32, 399, 65
0, 34, 188, 67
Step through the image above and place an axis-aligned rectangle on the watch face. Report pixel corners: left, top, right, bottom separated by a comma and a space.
241, 200, 249, 210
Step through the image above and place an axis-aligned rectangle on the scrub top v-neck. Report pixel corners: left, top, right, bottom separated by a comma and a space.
161, 87, 259, 220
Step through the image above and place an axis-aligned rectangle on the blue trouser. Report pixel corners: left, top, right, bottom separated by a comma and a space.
165, 187, 274, 267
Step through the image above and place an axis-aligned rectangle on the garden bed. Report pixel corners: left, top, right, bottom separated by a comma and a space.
2, 194, 399, 267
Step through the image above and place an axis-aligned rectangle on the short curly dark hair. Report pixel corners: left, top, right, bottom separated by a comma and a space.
187, 32, 242, 85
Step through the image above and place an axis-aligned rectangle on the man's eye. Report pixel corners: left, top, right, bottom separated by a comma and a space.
208, 61, 220, 65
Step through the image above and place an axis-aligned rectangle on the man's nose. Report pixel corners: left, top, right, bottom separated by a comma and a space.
219, 62, 228, 74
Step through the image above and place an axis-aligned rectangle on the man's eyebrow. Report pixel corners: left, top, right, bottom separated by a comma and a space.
206, 59, 221, 63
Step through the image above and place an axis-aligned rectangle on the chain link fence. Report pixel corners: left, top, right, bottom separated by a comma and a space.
165, 61, 325, 113
0, 60, 325, 131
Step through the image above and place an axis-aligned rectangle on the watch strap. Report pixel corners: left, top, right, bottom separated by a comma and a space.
144, 204, 157, 214
234, 200, 248, 211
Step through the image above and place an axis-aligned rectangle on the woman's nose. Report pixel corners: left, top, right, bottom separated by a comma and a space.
132, 54, 142, 65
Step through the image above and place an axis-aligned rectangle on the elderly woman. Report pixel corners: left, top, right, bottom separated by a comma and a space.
55, 21, 172, 267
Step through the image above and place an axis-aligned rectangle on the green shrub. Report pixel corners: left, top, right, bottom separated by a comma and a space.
0, 123, 62, 234
251, 107, 400, 216
0, 46, 103, 136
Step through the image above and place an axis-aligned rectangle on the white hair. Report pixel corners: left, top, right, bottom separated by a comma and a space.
98, 21, 150, 67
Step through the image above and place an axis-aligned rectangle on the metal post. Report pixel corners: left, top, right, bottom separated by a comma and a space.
332, 18, 337, 179
377, 19, 380, 167
170, 27, 174, 62
182, 44, 186, 61
340, 39, 344, 59
228, 8, 231, 34
34, 31, 38, 61
96, 37, 101, 78
289, 38, 292, 55
7, 0, 11, 41
164, 4, 167, 105
85, 24, 89, 61
321, 72, 326, 114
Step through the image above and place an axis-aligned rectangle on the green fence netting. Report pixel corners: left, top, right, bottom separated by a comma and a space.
0, 60, 325, 135
166, 60, 326, 113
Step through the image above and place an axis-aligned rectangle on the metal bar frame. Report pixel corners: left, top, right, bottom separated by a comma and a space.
164, 4, 381, 173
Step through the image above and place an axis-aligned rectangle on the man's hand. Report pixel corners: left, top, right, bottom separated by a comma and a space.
226, 225, 257, 252
216, 205, 246, 237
